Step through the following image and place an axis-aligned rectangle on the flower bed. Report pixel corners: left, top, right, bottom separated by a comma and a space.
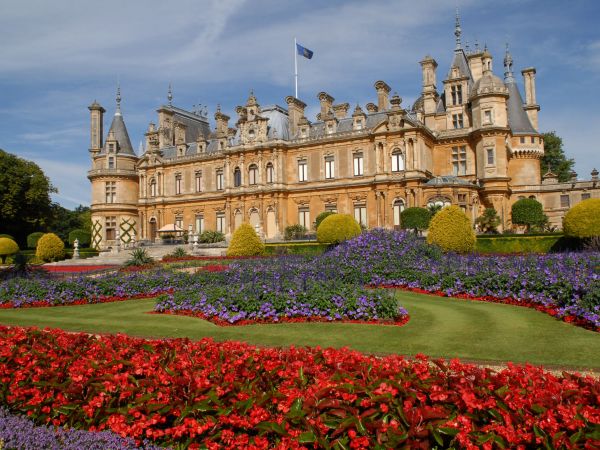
0, 407, 162, 450
42, 265, 118, 273
0, 326, 598, 449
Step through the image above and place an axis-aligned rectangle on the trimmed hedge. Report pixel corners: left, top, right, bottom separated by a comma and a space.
68, 229, 91, 247
227, 223, 264, 256
26, 232, 45, 249
316, 214, 361, 244
476, 234, 581, 254
427, 206, 475, 253
263, 242, 328, 256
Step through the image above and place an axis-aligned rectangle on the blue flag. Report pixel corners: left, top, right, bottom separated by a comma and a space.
296, 43, 314, 59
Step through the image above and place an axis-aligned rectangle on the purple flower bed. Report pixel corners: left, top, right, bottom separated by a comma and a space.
0, 407, 165, 449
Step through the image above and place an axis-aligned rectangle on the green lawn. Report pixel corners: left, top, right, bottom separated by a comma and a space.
0, 291, 598, 369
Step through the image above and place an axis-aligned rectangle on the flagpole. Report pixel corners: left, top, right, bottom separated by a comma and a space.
294, 37, 298, 98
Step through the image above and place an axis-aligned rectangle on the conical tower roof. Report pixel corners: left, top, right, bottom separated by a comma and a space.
102, 85, 135, 155
503, 46, 537, 135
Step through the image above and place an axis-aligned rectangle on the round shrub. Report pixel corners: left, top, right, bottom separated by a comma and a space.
317, 214, 361, 244
227, 223, 265, 257
0, 237, 19, 264
400, 207, 431, 233
426, 205, 475, 253
27, 232, 45, 249
36, 233, 65, 262
315, 211, 336, 230
511, 198, 547, 232
0, 234, 15, 241
68, 229, 91, 247
563, 198, 600, 238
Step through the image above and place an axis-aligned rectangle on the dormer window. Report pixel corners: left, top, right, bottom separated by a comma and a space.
108, 143, 115, 153
452, 113, 464, 129
451, 85, 463, 105
520, 136, 525, 144
355, 119, 363, 130
327, 123, 334, 134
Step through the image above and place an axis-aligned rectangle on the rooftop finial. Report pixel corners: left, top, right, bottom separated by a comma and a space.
474, 38, 480, 52
167, 83, 173, 106
115, 82, 122, 115
504, 42, 515, 82
454, 8, 462, 50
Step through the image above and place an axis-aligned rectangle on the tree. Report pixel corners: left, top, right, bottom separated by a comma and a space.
400, 207, 431, 234
48, 204, 88, 243
541, 132, 575, 182
475, 208, 501, 234
0, 149, 56, 244
511, 198, 547, 232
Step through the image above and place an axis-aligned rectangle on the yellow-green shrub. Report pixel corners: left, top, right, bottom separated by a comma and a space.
427, 205, 475, 253
0, 237, 19, 264
316, 214, 361, 244
36, 233, 65, 262
563, 198, 600, 238
226, 223, 265, 256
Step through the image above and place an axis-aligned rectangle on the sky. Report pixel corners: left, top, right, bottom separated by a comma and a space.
1, 0, 599, 209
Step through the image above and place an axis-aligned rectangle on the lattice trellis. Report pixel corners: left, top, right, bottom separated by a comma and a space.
119, 218, 137, 243
91, 220, 103, 249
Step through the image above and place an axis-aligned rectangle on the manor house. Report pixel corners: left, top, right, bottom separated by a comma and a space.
88, 18, 599, 249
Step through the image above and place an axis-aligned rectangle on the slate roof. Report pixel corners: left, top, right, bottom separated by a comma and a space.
101, 113, 135, 155
505, 80, 537, 135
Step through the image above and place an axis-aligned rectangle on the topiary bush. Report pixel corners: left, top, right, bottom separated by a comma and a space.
427, 205, 476, 253
0, 237, 19, 264
0, 234, 15, 242
316, 214, 361, 245
563, 198, 600, 238
26, 232, 45, 249
511, 198, 547, 232
226, 223, 264, 256
35, 233, 65, 262
315, 211, 336, 230
68, 229, 91, 247
400, 207, 431, 233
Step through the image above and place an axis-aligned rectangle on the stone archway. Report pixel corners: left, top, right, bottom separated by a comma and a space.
249, 209, 260, 231
234, 209, 243, 231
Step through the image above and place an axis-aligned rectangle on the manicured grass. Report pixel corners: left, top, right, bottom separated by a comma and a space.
0, 291, 598, 369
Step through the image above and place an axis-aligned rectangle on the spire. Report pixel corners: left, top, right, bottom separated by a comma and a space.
454, 8, 462, 51
115, 83, 122, 116
503, 43, 515, 83
167, 83, 173, 106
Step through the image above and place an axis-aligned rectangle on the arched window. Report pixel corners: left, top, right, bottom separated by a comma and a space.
427, 197, 451, 209
393, 199, 405, 228
266, 162, 274, 183
233, 167, 241, 187
391, 150, 404, 172
248, 164, 258, 185
150, 178, 157, 197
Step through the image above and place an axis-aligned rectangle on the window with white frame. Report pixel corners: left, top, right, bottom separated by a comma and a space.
150, 179, 157, 197
393, 199, 405, 227
216, 170, 224, 190
486, 148, 495, 166
266, 162, 274, 183
175, 173, 182, 195
216, 213, 225, 233
195, 215, 204, 234
354, 204, 367, 227
452, 146, 467, 175
353, 153, 364, 176
105, 181, 116, 203
325, 204, 337, 213
452, 113, 464, 129
298, 160, 308, 182
298, 207, 310, 229
391, 150, 404, 172
325, 156, 335, 179
248, 164, 258, 185
195, 171, 202, 192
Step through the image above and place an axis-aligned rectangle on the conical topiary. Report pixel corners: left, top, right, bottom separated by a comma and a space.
226, 223, 265, 257
426, 205, 476, 253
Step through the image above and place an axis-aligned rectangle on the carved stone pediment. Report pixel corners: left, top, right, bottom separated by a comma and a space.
319, 194, 338, 203
173, 209, 184, 215
293, 197, 310, 206
193, 208, 205, 214
349, 191, 369, 202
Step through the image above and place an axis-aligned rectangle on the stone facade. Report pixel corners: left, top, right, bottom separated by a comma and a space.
88, 22, 599, 249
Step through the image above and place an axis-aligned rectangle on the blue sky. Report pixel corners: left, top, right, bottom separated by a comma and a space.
1, 0, 599, 209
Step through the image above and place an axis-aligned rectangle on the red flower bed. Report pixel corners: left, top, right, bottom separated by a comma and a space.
153, 310, 411, 327
374, 285, 600, 333
0, 326, 598, 449
43, 265, 118, 273
197, 264, 229, 272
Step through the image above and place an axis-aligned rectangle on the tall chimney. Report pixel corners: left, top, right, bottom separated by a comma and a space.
286, 96, 307, 138
419, 56, 438, 115
318, 92, 334, 117
333, 102, 349, 119
88, 101, 105, 153
214, 105, 230, 138
374, 81, 391, 110
521, 67, 540, 130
